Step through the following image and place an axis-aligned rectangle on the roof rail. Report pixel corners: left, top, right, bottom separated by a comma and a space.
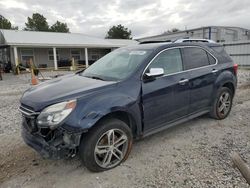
139, 40, 172, 44
174, 38, 216, 43
138, 38, 216, 45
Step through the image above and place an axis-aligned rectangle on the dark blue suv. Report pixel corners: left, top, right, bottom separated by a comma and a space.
19, 41, 237, 172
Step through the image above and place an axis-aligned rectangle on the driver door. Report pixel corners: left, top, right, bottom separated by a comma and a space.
142, 48, 190, 133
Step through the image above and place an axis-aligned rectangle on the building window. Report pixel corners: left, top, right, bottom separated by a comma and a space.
71, 49, 81, 61
91, 54, 100, 60
90, 49, 100, 61
48, 49, 59, 61
21, 49, 34, 63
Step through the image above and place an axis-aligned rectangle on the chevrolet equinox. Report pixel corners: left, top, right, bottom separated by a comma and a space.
19, 40, 237, 172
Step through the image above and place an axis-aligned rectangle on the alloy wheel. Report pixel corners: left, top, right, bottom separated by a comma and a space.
94, 129, 128, 169
218, 91, 231, 117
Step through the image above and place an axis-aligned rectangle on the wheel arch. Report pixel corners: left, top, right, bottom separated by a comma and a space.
88, 110, 138, 138
214, 70, 237, 98
222, 82, 235, 96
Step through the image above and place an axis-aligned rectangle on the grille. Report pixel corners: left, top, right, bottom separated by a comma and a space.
19, 104, 40, 133
19, 105, 40, 117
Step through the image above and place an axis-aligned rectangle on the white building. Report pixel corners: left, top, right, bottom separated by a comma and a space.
0, 29, 137, 72
137, 26, 250, 43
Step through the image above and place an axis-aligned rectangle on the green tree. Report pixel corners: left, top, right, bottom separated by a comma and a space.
24, 13, 49, 31
105, 24, 132, 39
0, 15, 18, 30
170, 28, 180, 33
163, 28, 180, 34
50, 21, 69, 33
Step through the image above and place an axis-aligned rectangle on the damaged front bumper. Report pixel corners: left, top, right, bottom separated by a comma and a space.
21, 114, 82, 159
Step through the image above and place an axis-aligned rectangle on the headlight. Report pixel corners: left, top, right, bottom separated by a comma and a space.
37, 100, 76, 129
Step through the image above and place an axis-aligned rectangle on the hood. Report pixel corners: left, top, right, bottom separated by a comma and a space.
20, 74, 116, 111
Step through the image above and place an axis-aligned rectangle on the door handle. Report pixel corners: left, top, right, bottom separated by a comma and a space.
212, 69, 218, 73
179, 79, 189, 85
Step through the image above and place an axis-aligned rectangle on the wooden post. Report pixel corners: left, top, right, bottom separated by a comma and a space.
232, 152, 250, 185
71, 57, 76, 71
13, 46, 20, 75
30, 58, 34, 74
30, 58, 38, 85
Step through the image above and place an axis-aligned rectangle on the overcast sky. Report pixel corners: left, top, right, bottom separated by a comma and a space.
0, 0, 250, 39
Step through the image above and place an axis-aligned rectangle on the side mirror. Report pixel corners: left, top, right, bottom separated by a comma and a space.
145, 68, 164, 78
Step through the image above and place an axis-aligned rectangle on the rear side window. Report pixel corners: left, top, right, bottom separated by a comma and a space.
182, 47, 210, 70
148, 48, 183, 75
207, 53, 216, 65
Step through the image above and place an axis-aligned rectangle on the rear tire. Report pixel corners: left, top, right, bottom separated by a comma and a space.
210, 87, 233, 120
79, 118, 133, 172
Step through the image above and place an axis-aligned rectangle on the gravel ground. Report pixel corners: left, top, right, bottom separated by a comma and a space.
0, 70, 250, 188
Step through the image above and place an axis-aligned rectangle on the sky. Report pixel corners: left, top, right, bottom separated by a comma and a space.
0, 0, 250, 39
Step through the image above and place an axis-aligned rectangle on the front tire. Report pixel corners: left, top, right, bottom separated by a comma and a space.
79, 118, 133, 172
210, 87, 233, 120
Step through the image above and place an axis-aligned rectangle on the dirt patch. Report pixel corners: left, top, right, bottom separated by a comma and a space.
0, 143, 34, 183
238, 83, 250, 90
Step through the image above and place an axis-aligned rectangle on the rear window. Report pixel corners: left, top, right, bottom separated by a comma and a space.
182, 47, 210, 70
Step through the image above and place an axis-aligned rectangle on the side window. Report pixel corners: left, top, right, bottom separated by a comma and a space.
207, 52, 216, 65
182, 47, 210, 70
148, 49, 183, 75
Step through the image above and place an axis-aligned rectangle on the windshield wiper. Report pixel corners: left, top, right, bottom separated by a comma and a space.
91, 76, 104, 81
84, 75, 104, 81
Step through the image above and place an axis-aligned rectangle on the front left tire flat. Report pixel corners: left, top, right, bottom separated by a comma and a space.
79, 118, 133, 172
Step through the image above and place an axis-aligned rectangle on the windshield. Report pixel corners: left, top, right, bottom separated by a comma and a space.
81, 48, 152, 81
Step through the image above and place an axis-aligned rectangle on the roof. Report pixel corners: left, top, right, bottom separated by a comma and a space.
136, 26, 250, 41
0, 29, 138, 48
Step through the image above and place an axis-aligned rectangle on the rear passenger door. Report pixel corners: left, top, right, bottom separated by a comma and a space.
181, 47, 217, 114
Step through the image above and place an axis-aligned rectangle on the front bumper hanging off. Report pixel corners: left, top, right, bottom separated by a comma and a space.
22, 128, 69, 159
20, 105, 82, 159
